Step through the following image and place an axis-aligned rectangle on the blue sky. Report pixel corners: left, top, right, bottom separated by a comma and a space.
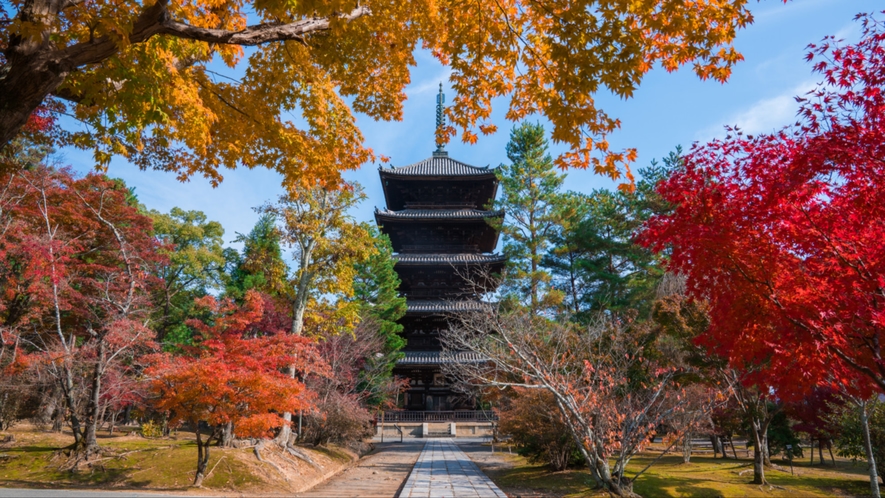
59, 0, 882, 249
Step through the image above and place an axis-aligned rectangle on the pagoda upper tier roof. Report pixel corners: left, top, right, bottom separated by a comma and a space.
375, 208, 504, 222
378, 154, 496, 179
395, 253, 506, 265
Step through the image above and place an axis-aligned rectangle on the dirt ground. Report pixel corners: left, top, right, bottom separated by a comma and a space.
0, 424, 361, 496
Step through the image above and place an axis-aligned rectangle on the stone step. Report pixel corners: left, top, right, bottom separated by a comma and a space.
423, 432, 453, 438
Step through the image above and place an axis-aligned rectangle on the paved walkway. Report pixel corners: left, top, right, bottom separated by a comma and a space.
295, 440, 425, 498
399, 439, 507, 498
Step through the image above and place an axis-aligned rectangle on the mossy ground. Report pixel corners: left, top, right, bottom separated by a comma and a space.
481, 445, 873, 497
0, 424, 353, 495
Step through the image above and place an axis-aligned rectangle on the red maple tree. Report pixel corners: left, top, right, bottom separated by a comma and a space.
641, 14, 885, 493
148, 290, 324, 486
0, 166, 161, 456
642, 12, 885, 397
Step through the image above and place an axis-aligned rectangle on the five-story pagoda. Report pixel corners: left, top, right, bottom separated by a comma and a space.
375, 85, 505, 412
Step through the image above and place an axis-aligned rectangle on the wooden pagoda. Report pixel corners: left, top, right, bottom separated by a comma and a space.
375, 85, 505, 412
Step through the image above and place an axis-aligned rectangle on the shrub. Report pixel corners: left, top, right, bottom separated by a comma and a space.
498, 389, 581, 471
140, 420, 164, 438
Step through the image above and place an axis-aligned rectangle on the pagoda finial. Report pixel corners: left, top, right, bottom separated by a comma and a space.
434, 83, 447, 156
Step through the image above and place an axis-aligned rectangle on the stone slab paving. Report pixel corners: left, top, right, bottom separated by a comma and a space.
295, 440, 425, 498
399, 439, 507, 498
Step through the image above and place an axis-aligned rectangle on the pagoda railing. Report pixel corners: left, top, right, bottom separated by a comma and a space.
377, 410, 497, 423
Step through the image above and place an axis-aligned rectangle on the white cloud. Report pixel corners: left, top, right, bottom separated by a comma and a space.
697, 80, 817, 140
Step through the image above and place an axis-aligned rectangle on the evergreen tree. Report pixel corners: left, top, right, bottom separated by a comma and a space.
543, 150, 679, 317
350, 227, 406, 354
225, 213, 289, 300
494, 122, 565, 314
543, 192, 593, 316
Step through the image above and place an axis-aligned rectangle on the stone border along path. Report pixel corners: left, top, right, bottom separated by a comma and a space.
399, 439, 508, 498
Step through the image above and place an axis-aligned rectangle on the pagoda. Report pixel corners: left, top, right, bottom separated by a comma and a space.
375, 85, 505, 412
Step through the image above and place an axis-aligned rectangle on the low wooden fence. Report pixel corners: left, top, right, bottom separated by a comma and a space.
376, 410, 498, 423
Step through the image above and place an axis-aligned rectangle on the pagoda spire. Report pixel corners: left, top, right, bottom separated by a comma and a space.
434, 83, 448, 157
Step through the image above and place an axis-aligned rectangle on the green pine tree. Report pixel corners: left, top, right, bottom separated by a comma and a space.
350, 226, 406, 354
225, 213, 289, 300
494, 122, 566, 314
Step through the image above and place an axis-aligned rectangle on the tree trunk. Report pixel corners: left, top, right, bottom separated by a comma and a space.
762, 430, 772, 467
60, 367, 84, 444
711, 435, 724, 458
861, 401, 881, 498
682, 432, 692, 464
810, 438, 814, 466
0, 45, 69, 148
193, 425, 217, 487
109, 410, 117, 435
82, 340, 105, 458
818, 438, 825, 466
751, 418, 767, 485
221, 421, 233, 447
826, 439, 836, 466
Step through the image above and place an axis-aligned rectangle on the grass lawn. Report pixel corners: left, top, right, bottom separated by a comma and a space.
0, 424, 354, 495
481, 446, 874, 497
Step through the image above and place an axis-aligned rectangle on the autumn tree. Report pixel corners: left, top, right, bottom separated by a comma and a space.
651, 279, 781, 484
442, 308, 712, 497
148, 290, 321, 486
641, 16, 885, 492
260, 182, 375, 443
1, 0, 753, 187
148, 207, 226, 343
0, 166, 160, 457
494, 122, 565, 313
302, 317, 406, 446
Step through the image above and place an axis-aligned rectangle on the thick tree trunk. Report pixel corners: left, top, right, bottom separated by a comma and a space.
682, 432, 692, 464
60, 365, 85, 444
810, 438, 814, 466
221, 421, 233, 447
0, 43, 68, 147
82, 340, 105, 457
861, 402, 881, 498
711, 435, 724, 458
762, 431, 772, 467
751, 418, 767, 485
818, 438, 825, 466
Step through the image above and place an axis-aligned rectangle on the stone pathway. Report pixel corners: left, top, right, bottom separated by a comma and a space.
294, 440, 425, 498
399, 439, 507, 498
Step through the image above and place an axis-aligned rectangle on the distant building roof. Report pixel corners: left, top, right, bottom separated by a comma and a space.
397, 350, 487, 365
375, 208, 504, 221
379, 156, 496, 178
395, 253, 506, 265
406, 299, 494, 313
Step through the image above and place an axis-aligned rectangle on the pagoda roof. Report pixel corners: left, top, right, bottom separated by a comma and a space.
379, 154, 496, 179
395, 253, 506, 265
397, 350, 487, 366
375, 208, 503, 222
406, 299, 494, 314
